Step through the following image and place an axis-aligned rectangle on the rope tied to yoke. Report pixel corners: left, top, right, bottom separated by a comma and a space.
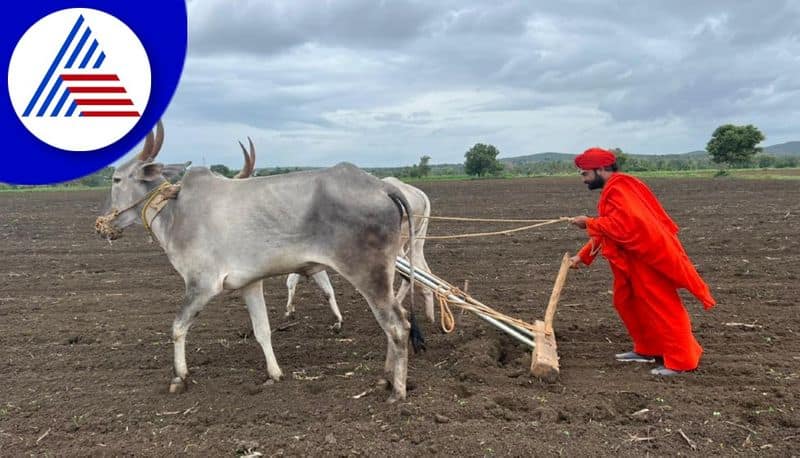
434, 287, 457, 333
435, 284, 541, 334
403, 215, 572, 240
420, 267, 541, 335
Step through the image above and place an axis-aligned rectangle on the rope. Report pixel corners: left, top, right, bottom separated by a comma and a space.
141, 182, 181, 242
414, 215, 559, 223
420, 268, 539, 334
436, 286, 538, 333
411, 217, 571, 240
95, 181, 181, 241
434, 289, 456, 333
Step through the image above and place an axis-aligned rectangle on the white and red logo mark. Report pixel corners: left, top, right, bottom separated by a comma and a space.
8, 8, 151, 151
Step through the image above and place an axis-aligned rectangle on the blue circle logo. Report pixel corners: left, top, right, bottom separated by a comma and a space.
2, 1, 186, 185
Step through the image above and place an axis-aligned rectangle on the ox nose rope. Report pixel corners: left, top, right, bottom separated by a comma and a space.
94, 181, 181, 242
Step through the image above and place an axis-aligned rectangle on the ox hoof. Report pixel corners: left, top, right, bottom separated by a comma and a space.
330, 322, 342, 332
268, 370, 284, 382
262, 379, 276, 386
284, 311, 295, 319
169, 377, 186, 394
377, 378, 391, 390
387, 393, 406, 404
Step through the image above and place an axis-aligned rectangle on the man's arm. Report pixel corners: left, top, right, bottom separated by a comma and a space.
582, 191, 634, 245
573, 237, 601, 267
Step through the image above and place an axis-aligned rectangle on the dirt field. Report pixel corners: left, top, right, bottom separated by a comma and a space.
1, 177, 798, 456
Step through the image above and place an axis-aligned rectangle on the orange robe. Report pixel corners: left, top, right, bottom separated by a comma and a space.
577, 173, 715, 371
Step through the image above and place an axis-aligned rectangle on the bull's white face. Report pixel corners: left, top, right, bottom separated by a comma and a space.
105, 159, 159, 229
96, 120, 168, 239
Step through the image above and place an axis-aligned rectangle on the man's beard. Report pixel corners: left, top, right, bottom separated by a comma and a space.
586, 174, 606, 190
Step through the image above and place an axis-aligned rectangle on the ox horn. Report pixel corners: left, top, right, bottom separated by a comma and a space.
234, 140, 253, 178
247, 136, 256, 175
233, 137, 257, 178
136, 130, 155, 161
148, 120, 165, 162
136, 120, 164, 162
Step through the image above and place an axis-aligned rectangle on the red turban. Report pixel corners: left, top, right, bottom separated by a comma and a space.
574, 147, 616, 169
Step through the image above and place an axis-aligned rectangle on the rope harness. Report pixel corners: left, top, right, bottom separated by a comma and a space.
140, 182, 182, 242
94, 181, 181, 241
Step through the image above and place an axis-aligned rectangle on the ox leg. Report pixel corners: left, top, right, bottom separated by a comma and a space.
242, 280, 283, 382
396, 279, 411, 305
170, 283, 219, 394
362, 286, 409, 402
285, 274, 301, 318
310, 271, 342, 331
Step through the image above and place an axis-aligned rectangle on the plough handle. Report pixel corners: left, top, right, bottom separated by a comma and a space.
544, 252, 571, 335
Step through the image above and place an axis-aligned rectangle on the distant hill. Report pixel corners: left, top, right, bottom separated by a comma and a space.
499, 142, 800, 165
500, 152, 575, 165
763, 141, 800, 156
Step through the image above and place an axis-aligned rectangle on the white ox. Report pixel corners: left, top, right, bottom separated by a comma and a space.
96, 122, 422, 402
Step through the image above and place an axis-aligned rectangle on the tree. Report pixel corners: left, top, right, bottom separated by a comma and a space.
756, 154, 776, 168
418, 155, 431, 177
706, 124, 765, 168
76, 166, 114, 187
464, 143, 503, 177
407, 156, 432, 179
610, 147, 629, 170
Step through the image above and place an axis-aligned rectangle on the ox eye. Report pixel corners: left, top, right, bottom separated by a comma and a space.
113, 178, 121, 183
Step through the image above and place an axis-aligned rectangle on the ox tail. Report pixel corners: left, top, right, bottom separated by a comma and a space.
388, 190, 425, 353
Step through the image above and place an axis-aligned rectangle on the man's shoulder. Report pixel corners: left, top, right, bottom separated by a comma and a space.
608, 172, 649, 188
603, 173, 656, 200
611, 172, 639, 182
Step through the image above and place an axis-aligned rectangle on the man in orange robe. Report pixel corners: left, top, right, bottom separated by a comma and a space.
569, 147, 716, 376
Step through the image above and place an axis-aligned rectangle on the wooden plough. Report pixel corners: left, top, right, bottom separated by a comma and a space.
395, 253, 572, 381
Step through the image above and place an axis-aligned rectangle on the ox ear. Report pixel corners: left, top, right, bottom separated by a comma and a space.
161, 161, 191, 181
136, 162, 164, 181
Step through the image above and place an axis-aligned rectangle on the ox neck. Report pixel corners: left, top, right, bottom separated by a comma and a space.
145, 198, 176, 249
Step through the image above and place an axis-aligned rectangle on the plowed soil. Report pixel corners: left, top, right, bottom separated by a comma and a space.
1, 177, 798, 456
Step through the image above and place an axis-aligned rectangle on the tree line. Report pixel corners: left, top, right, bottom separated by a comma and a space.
2, 124, 794, 190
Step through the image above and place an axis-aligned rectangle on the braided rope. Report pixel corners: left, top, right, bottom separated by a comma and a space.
433, 288, 456, 333
141, 182, 181, 242
438, 288, 539, 334
94, 181, 180, 241
414, 215, 558, 223
421, 267, 540, 334
409, 217, 571, 240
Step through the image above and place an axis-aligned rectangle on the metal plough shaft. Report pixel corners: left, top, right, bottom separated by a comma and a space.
395, 257, 535, 349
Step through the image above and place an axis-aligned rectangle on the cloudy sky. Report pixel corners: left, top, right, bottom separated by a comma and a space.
146, 0, 800, 168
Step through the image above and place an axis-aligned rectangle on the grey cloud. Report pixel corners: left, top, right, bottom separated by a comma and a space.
161, 1, 800, 167
188, 0, 442, 56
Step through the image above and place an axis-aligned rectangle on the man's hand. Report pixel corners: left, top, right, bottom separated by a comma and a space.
570, 215, 590, 229
569, 255, 582, 269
